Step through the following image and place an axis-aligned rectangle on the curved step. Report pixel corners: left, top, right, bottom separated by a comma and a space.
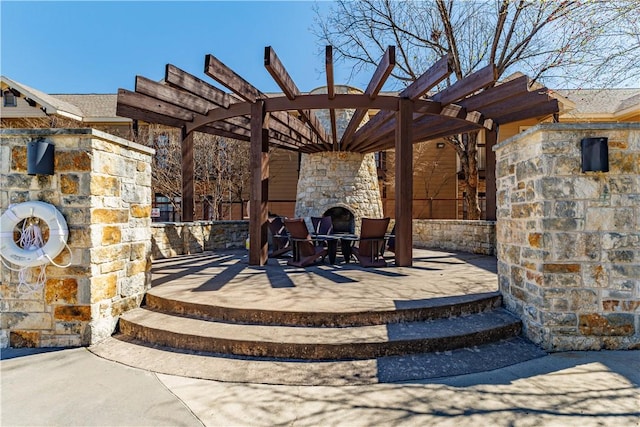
119, 308, 521, 360
144, 291, 502, 327
90, 335, 547, 386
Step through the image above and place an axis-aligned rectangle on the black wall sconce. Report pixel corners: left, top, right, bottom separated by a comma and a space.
27, 139, 55, 175
581, 137, 608, 173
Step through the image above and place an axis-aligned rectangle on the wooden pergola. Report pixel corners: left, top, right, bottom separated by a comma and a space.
116, 46, 559, 267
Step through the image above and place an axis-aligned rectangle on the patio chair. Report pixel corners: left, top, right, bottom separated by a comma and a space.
311, 216, 334, 235
310, 215, 334, 253
284, 218, 328, 267
267, 216, 291, 258
386, 224, 396, 254
351, 217, 391, 267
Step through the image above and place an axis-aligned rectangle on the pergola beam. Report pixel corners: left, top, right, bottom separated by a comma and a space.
472, 90, 551, 118
199, 124, 300, 151
356, 103, 475, 153
458, 75, 529, 111
432, 64, 497, 105
264, 46, 330, 145
347, 55, 451, 151
205, 54, 262, 103
136, 75, 216, 115
493, 98, 559, 124
118, 89, 194, 121
399, 54, 452, 99
165, 64, 230, 108
350, 64, 496, 152
341, 46, 395, 150
325, 46, 339, 150
205, 53, 320, 147
116, 103, 185, 128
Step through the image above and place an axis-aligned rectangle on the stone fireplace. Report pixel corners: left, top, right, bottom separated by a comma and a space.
294, 151, 383, 234
294, 86, 384, 234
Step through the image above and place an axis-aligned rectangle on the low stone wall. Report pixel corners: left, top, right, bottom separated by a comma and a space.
151, 221, 248, 259
151, 219, 494, 259
495, 123, 639, 351
413, 220, 496, 255
1, 129, 154, 348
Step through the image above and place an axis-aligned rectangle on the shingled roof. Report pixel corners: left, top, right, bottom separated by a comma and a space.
54, 94, 125, 120
557, 88, 640, 118
1, 75, 84, 119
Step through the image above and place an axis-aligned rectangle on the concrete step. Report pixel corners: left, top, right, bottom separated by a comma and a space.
144, 290, 503, 327
118, 308, 522, 360
90, 335, 547, 386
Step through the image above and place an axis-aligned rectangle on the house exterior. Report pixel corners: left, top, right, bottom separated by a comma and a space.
2, 75, 639, 221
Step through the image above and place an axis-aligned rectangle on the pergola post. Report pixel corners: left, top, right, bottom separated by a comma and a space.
484, 126, 498, 221
181, 128, 195, 222
395, 98, 413, 267
249, 100, 269, 265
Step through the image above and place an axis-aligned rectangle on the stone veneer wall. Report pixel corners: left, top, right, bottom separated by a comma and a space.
295, 85, 383, 233
495, 123, 639, 351
0, 129, 154, 348
414, 220, 496, 255
151, 221, 248, 259
295, 151, 383, 234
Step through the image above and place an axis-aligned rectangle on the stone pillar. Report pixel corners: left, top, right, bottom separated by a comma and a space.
1, 129, 154, 348
495, 123, 639, 351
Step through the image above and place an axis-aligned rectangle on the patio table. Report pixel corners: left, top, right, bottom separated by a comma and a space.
312, 234, 340, 264
334, 233, 359, 263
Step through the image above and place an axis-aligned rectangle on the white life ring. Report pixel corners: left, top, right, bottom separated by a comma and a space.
0, 201, 69, 267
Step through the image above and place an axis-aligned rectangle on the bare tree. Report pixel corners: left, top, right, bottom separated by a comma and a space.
315, 0, 639, 219
142, 126, 251, 221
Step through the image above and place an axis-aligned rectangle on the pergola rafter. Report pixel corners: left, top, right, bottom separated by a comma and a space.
265, 46, 331, 149
339, 46, 396, 150
115, 45, 560, 266
325, 46, 339, 150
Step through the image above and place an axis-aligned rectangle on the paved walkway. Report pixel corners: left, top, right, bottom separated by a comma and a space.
2, 347, 638, 426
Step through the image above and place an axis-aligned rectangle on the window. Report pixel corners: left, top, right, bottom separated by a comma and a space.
3, 90, 17, 107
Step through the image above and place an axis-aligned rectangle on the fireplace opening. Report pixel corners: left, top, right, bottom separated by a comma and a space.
323, 207, 355, 234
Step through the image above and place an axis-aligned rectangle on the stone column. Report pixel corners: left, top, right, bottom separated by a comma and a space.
495, 123, 639, 351
1, 129, 154, 348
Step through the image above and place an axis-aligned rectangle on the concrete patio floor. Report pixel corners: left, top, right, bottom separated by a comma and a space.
148, 248, 500, 313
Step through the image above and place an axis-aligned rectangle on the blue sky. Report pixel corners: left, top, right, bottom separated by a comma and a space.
1, 1, 355, 94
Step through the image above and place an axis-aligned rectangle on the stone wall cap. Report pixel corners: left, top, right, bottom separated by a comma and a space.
0, 128, 155, 156
151, 220, 249, 227
494, 122, 640, 152
414, 219, 496, 225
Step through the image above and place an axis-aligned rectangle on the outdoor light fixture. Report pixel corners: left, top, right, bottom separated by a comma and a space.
581, 137, 608, 172
436, 142, 445, 148
27, 139, 55, 175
